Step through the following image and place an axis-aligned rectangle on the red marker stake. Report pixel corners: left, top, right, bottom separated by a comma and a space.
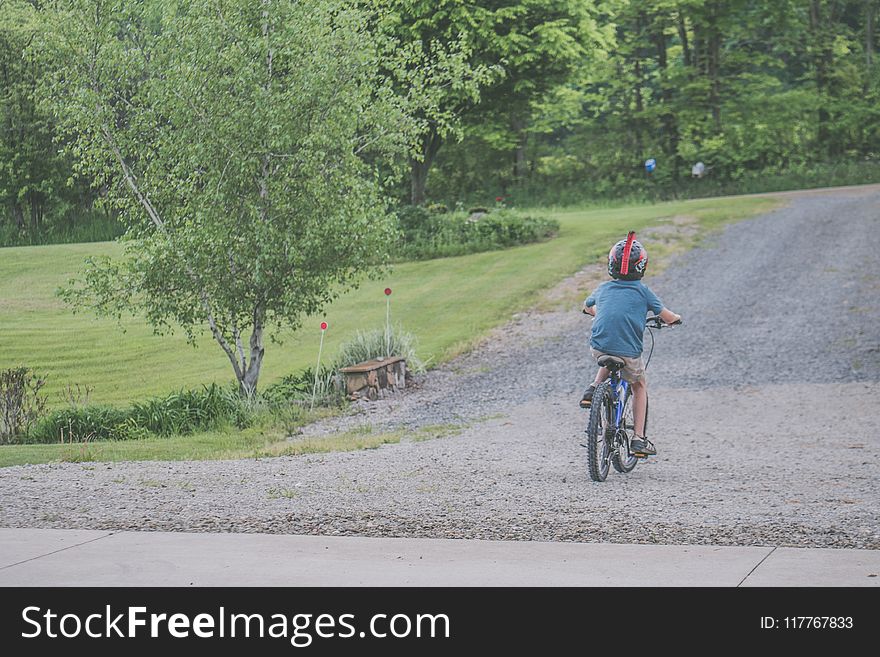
311, 322, 328, 410
384, 288, 392, 357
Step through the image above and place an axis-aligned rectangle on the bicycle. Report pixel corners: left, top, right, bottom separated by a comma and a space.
582, 315, 681, 482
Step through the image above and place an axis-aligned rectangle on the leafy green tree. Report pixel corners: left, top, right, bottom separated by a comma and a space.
372, 0, 501, 204
466, 0, 604, 181
377, 0, 602, 203
0, 0, 86, 236
40, 0, 413, 397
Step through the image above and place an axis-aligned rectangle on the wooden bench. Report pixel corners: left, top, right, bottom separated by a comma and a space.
339, 356, 407, 401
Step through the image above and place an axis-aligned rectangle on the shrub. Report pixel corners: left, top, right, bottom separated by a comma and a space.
0, 367, 48, 443
263, 367, 344, 407
128, 384, 249, 435
394, 207, 559, 261
24, 384, 251, 444
29, 405, 135, 443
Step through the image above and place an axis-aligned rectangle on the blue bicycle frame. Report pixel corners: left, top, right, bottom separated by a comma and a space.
611, 377, 628, 429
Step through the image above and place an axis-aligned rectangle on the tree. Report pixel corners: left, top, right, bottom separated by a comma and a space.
0, 0, 86, 236
39, 0, 413, 398
373, 0, 500, 204
377, 0, 601, 203
466, 0, 603, 182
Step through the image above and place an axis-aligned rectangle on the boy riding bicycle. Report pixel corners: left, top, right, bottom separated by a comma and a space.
580, 231, 681, 457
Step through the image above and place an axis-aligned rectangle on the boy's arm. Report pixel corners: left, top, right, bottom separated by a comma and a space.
658, 307, 681, 325
582, 293, 596, 316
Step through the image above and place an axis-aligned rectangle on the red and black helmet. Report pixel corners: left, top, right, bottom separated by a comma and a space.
608, 231, 648, 280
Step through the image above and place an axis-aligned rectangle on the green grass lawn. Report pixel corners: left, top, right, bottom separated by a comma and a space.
0, 421, 462, 468
0, 196, 780, 409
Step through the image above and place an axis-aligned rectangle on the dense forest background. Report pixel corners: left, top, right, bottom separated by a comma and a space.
2, 0, 879, 245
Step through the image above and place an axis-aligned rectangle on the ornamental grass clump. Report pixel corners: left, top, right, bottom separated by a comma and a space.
333, 324, 428, 374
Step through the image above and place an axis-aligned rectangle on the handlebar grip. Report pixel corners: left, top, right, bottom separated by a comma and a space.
645, 316, 682, 327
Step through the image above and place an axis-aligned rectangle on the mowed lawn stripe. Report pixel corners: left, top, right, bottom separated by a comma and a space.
0, 197, 779, 406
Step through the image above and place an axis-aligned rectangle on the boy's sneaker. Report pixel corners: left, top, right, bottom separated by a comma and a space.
630, 437, 656, 456
579, 384, 597, 408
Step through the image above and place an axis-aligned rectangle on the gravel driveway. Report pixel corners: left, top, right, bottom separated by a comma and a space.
2, 185, 878, 548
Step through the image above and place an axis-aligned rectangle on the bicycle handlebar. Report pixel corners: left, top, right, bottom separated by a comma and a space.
646, 315, 682, 328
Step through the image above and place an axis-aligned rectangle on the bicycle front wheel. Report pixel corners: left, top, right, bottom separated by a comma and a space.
585, 383, 612, 482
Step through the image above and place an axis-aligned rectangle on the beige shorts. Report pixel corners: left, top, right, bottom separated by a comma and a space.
590, 348, 646, 383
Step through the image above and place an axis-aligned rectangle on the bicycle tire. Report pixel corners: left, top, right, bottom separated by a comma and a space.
612, 387, 639, 474
586, 382, 612, 482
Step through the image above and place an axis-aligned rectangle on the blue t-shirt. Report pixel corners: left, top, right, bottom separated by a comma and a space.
585, 280, 664, 358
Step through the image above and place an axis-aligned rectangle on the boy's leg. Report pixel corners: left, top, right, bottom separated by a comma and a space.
579, 366, 609, 407
631, 378, 648, 437
629, 378, 656, 456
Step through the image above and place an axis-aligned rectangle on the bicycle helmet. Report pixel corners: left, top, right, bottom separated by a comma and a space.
608, 231, 648, 280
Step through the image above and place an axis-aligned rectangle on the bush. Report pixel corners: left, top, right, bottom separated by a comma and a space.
24, 384, 251, 444
263, 367, 344, 407
395, 207, 559, 261
128, 384, 248, 435
0, 367, 48, 443
30, 405, 136, 443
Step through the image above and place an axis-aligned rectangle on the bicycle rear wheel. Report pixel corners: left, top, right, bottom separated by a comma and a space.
585, 383, 612, 482
612, 388, 639, 474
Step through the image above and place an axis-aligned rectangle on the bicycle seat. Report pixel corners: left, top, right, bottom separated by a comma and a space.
596, 355, 626, 371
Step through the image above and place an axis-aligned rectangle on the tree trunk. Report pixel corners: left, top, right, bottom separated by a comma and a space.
810, 0, 834, 155
240, 320, 264, 399
409, 129, 443, 205
677, 12, 691, 68
11, 203, 24, 231
28, 192, 43, 232
655, 21, 680, 180
410, 158, 429, 206
633, 13, 645, 156
707, 2, 722, 133
865, 0, 876, 152
511, 116, 528, 180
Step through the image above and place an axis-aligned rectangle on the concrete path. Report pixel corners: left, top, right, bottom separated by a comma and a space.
0, 528, 877, 587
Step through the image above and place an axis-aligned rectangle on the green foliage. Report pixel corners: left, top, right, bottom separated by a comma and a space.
380, 0, 602, 202
37, 0, 415, 397
0, 1, 97, 241
31, 405, 135, 443
128, 385, 250, 436
423, 0, 880, 204
6, 0, 880, 242
25, 384, 251, 444
262, 368, 344, 407
396, 206, 559, 260
0, 210, 123, 247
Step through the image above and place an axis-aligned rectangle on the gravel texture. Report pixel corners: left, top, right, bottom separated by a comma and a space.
2, 185, 879, 548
